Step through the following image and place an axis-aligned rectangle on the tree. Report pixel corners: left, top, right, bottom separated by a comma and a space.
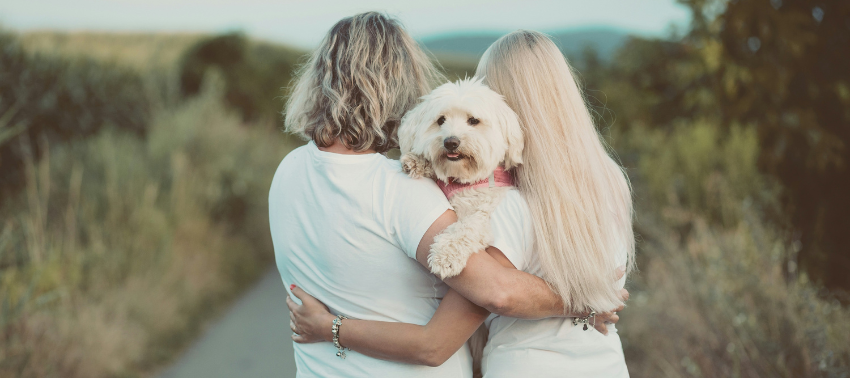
714, 0, 850, 290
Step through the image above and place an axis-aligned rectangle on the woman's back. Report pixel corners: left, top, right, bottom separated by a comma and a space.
481, 190, 629, 378
483, 317, 628, 378
269, 142, 471, 377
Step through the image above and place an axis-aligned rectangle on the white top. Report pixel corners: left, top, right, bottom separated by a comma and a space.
483, 189, 630, 378
268, 142, 472, 378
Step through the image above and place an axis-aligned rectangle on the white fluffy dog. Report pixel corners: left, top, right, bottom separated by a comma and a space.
399, 78, 523, 279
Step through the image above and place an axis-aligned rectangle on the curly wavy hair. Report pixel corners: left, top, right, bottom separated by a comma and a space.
284, 12, 443, 153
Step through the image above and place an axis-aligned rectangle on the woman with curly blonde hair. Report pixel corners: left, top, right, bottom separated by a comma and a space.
284, 28, 633, 378
270, 14, 584, 378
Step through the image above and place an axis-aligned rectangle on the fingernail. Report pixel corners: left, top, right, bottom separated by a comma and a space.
290, 284, 296, 290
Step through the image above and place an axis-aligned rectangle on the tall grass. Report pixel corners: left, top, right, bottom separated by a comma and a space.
0, 78, 297, 378
615, 123, 850, 377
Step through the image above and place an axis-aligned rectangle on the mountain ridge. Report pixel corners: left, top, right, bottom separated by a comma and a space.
420, 27, 632, 61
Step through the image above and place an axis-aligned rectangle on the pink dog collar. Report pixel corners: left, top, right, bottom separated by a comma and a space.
436, 166, 515, 199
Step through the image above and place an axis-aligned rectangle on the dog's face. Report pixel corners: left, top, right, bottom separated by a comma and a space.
399, 78, 523, 184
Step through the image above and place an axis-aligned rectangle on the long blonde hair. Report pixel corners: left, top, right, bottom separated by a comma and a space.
477, 30, 635, 313
284, 12, 443, 153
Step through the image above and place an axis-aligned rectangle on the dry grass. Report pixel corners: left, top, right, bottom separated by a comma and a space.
0, 78, 298, 378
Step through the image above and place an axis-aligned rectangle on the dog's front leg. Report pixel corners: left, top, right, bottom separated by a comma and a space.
428, 213, 490, 279
400, 153, 435, 179
429, 190, 509, 278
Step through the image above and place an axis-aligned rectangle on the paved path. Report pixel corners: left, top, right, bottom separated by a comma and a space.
159, 269, 297, 378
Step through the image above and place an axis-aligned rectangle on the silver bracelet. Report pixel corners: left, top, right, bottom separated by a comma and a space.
572, 311, 597, 331
332, 315, 350, 359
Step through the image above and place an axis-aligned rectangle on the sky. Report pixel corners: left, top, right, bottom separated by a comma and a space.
0, 0, 691, 48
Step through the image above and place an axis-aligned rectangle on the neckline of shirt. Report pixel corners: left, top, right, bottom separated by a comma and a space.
307, 141, 383, 164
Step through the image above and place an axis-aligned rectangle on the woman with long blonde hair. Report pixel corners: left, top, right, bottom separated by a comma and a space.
475, 29, 634, 377
286, 29, 633, 377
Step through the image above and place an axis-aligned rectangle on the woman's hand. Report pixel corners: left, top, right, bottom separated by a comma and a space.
572, 290, 627, 335
576, 266, 630, 335
591, 298, 625, 335
286, 284, 336, 344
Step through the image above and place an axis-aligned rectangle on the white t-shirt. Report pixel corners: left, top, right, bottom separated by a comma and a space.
268, 142, 472, 378
483, 189, 630, 378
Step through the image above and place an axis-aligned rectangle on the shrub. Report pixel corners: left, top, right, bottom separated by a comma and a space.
0, 30, 151, 201
178, 32, 302, 126
616, 123, 850, 377
632, 122, 768, 226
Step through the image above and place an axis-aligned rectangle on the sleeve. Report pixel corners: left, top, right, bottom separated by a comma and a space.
489, 190, 533, 272
386, 172, 453, 259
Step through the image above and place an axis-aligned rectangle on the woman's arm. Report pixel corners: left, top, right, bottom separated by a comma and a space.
418, 210, 623, 319
288, 286, 488, 367
287, 247, 625, 367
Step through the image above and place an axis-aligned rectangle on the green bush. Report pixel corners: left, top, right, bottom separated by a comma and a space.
0, 30, 151, 199
178, 32, 303, 126
633, 122, 767, 226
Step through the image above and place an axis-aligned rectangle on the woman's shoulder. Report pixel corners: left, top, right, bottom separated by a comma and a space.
277, 143, 313, 167
489, 188, 534, 272
491, 189, 532, 232
271, 144, 311, 182
375, 159, 444, 194
372, 158, 450, 221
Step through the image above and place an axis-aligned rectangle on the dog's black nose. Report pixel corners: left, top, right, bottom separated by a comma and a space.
444, 137, 460, 151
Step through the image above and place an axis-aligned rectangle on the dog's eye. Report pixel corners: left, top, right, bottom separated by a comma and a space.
437, 116, 446, 126
468, 117, 480, 126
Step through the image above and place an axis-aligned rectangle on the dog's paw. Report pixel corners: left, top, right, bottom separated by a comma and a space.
400, 155, 420, 177
401, 153, 433, 179
427, 230, 481, 279
428, 249, 469, 279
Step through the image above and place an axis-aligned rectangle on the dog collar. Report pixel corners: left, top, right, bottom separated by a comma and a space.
436, 166, 515, 199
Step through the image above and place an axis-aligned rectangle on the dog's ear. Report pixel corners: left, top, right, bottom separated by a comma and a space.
399, 100, 432, 155
495, 102, 524, 169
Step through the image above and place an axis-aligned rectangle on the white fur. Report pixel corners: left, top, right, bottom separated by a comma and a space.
399, 78, 523, 279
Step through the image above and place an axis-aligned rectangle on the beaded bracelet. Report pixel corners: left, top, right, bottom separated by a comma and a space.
572, 311, 597, 331
332, 315, 350, 359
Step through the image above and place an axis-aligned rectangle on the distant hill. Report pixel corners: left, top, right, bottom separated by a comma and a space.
421, 27, 632, 62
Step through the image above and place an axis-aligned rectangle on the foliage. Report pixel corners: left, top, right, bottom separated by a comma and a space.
712, 0, 850, 290
0, 30, 151, 201
434, 54, 479, 81
612, 123, 850, 377
178, 32, 303, 126
585, 0, 850, 291
18, 31, 204, 72
635, 123, 767, 225
0, 78, 296, 378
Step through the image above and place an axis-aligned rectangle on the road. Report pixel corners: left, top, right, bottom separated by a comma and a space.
158, 269, 297, 378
